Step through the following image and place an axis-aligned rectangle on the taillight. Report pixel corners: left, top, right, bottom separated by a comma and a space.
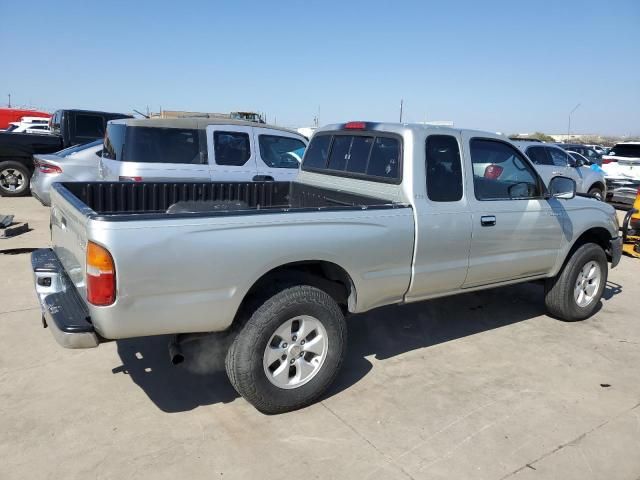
344, 121, 366, 130
86, 241, 116, 306
601, 158, 615, 164
484, 164, 504, 179
37, 161, 62, 174
119, 176, 143, 182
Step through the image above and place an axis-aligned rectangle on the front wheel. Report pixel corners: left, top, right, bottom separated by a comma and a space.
225, 285, 347, 414
0, 161, 31, 197
588, 186, 604, 201
544, 242, 608, 321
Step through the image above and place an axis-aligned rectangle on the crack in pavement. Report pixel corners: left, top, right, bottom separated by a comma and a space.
499, 400, 640, 479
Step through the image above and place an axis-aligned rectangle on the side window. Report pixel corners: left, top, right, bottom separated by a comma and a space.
258, 135, 306, 169
367, 137, 400, 179
547, 148, 569, 167
526, 146, 553, 165
75, 114, 105, 138
470, 139, 541, 201
302, 134, 331, 169
214, 131, 251, 166
426, 135, 462, 202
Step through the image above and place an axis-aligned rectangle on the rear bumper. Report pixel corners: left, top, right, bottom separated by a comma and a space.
605, 178, 640, 205
31, 248, 99, 349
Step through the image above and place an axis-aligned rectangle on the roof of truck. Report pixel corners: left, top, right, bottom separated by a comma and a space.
109, 117, 301, 136
315, 121, 507, 140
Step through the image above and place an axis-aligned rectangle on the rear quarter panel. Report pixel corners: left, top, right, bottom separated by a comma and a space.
86, 207, 415, 339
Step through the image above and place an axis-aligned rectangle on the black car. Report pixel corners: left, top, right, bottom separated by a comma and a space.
0, 109, 132, 196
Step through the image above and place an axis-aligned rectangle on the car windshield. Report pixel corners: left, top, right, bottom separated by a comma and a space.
610, 144, 640, 158
57, 139, 102, 157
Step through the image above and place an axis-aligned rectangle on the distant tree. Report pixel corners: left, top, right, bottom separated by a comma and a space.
510, 132, 556, 143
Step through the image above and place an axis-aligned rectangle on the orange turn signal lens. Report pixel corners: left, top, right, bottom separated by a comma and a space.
86, 242, 116, 306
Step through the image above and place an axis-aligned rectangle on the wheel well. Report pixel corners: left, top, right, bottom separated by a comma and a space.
569, 227, 611, 259
233, 261, 356, 328
588, 181, 605, 193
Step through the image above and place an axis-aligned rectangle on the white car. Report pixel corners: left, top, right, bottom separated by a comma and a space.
99, 118, 307, 183
4, 118, 52, 134
601, 142, 640, 205
514, 141, 606, 199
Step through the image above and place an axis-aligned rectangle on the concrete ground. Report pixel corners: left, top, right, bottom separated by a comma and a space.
1, 196, 639, 480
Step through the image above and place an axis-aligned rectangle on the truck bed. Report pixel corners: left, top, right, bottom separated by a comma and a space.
56, 181, 404, 220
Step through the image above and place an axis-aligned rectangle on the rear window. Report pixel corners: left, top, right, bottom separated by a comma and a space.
610, 144, 640, 158
103, 124, 202, 164
302, 133, 401, 183
75, 114, 105, 138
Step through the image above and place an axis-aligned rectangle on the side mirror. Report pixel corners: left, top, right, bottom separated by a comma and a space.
549, 176, 576, 200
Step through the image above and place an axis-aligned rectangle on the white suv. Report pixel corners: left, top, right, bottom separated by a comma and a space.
99, 118, 307, 183
514, 141, 606, 199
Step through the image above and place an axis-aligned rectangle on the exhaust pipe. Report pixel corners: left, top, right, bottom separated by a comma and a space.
168, 335, 185, 365
168, 332, 213, 366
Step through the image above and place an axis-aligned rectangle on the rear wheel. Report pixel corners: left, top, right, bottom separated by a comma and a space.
225, 285, 347, 414
0, 161, 30, 197
587, 186, 603, 201
544, 242, 607, 321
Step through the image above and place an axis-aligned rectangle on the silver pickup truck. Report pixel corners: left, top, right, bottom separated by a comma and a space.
32, 122, 622, 414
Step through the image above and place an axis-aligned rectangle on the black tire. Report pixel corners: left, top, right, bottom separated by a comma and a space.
544, 242, 608, 321
0, 161, 30, 197
587, 186, 603, 201
225, 285, 346, 414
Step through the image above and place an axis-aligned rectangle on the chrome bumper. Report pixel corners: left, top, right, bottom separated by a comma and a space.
31, 249, 99, 349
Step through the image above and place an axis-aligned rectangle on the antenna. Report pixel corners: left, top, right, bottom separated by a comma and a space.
399, 99, 403, 122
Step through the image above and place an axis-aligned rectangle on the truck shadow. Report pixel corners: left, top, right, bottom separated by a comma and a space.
112, 281, 621, 413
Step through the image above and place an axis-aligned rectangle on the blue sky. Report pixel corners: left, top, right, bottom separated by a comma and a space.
1, 0, 638, 135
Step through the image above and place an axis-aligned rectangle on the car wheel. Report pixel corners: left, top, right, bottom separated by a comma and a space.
544, 242, 608, 321
0, 161, 30, 197
225, 285, 347, 414
588, 186, 603, 201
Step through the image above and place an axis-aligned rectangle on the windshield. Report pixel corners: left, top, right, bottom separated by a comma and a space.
57, 139, 102, 157
610, 144, 640, 158
4, 124, 18, 132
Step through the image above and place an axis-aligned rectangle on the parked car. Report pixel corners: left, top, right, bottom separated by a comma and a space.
99, 118, 307, 183
514, 141, 606, 199
556, 143, 602, 165
0, 109, 131, 196
31, 140, 103, 206
601, 142, 640, 206
31, 121, 622, 413
3, 117, 51, 133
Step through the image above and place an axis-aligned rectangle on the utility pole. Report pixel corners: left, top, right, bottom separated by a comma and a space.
399, 99, 404, 123
567, 103, 581, 143
7, 94, 11, 108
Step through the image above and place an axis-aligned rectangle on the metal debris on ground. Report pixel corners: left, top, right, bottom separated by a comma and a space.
0, 215, 15, 229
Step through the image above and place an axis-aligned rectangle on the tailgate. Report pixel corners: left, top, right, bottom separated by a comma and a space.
615, 160, 640, 179
49, 185, 90, 299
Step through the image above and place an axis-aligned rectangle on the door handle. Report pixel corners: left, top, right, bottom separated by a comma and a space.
253, 175, 274, 182
480, 215, 496, 227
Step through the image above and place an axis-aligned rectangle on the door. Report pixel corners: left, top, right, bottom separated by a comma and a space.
546, 146, 583, 188
206, 125, 258, 181
463, 136, 565, 287
253, 127, 306, 181
406, 134, 472, 300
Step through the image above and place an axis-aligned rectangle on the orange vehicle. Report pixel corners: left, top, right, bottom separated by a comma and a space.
621, 189, 640, 258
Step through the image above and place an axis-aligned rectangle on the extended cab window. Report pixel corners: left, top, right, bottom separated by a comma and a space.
103, 124, 202, 164
426, 135, 462, 202
75, 114, 105, 138
471, 139, 540, 200
259, 135, 306, 169
526, 146, 553, 165
303, 133, 400, 183
214, 131, 251, 166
